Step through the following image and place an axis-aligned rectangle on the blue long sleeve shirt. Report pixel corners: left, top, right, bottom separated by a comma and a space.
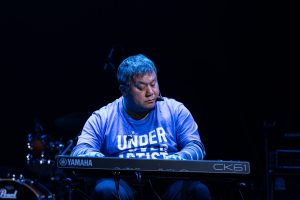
71, 96, 206, 160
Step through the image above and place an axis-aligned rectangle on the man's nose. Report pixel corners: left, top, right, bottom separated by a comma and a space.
145, 85, 154, 96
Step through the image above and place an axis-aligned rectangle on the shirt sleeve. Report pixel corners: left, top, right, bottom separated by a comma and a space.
70, 143, 102, 156
174, 103, 206, 160
174, 140, 206, 160
70, 110, 105, 156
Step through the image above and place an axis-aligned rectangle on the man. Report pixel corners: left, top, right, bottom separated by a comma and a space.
71, 54, 211, 199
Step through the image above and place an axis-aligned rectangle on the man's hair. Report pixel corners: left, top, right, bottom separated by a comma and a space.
117, 54, 157, 87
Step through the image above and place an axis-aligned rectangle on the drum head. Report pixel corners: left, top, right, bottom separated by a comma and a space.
0, 178, 54, 199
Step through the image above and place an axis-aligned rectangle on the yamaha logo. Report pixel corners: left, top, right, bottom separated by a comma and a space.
58, 157, 93, 167
59, 158, 68, 167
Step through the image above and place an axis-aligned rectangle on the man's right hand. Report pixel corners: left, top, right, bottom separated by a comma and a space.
78, 152, 104, 157
165, 154, 186, 160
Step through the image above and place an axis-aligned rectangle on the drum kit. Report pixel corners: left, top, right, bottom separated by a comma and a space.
0, 112, 90, 200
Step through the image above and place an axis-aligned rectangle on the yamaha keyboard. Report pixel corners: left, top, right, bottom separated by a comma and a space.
56, 155, 250, 179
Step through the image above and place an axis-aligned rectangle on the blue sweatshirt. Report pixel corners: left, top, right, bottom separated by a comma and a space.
71, 96, 206, 160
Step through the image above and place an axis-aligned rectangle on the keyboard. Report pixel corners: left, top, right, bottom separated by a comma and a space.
56, 155, 250, 179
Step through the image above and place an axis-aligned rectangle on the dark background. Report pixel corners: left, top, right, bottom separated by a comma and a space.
0, 0, 298, 199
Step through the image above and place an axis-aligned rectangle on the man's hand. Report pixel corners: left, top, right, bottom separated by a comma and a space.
165, 154, 186, 160
78, 152, 104, 158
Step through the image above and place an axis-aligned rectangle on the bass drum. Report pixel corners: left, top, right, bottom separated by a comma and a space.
0, 178, 55, 199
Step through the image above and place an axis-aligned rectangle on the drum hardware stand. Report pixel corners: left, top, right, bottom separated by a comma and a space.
60, 139, 74, 156
54, 140, 90, 199
62, 176, 90, 200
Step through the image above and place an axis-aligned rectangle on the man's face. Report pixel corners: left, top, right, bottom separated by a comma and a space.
126, 72, 160, 113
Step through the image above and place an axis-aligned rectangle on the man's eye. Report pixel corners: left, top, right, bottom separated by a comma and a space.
137, 85, 145, 90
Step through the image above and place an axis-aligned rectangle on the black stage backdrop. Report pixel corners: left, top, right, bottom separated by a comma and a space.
0, 0, 297, 199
